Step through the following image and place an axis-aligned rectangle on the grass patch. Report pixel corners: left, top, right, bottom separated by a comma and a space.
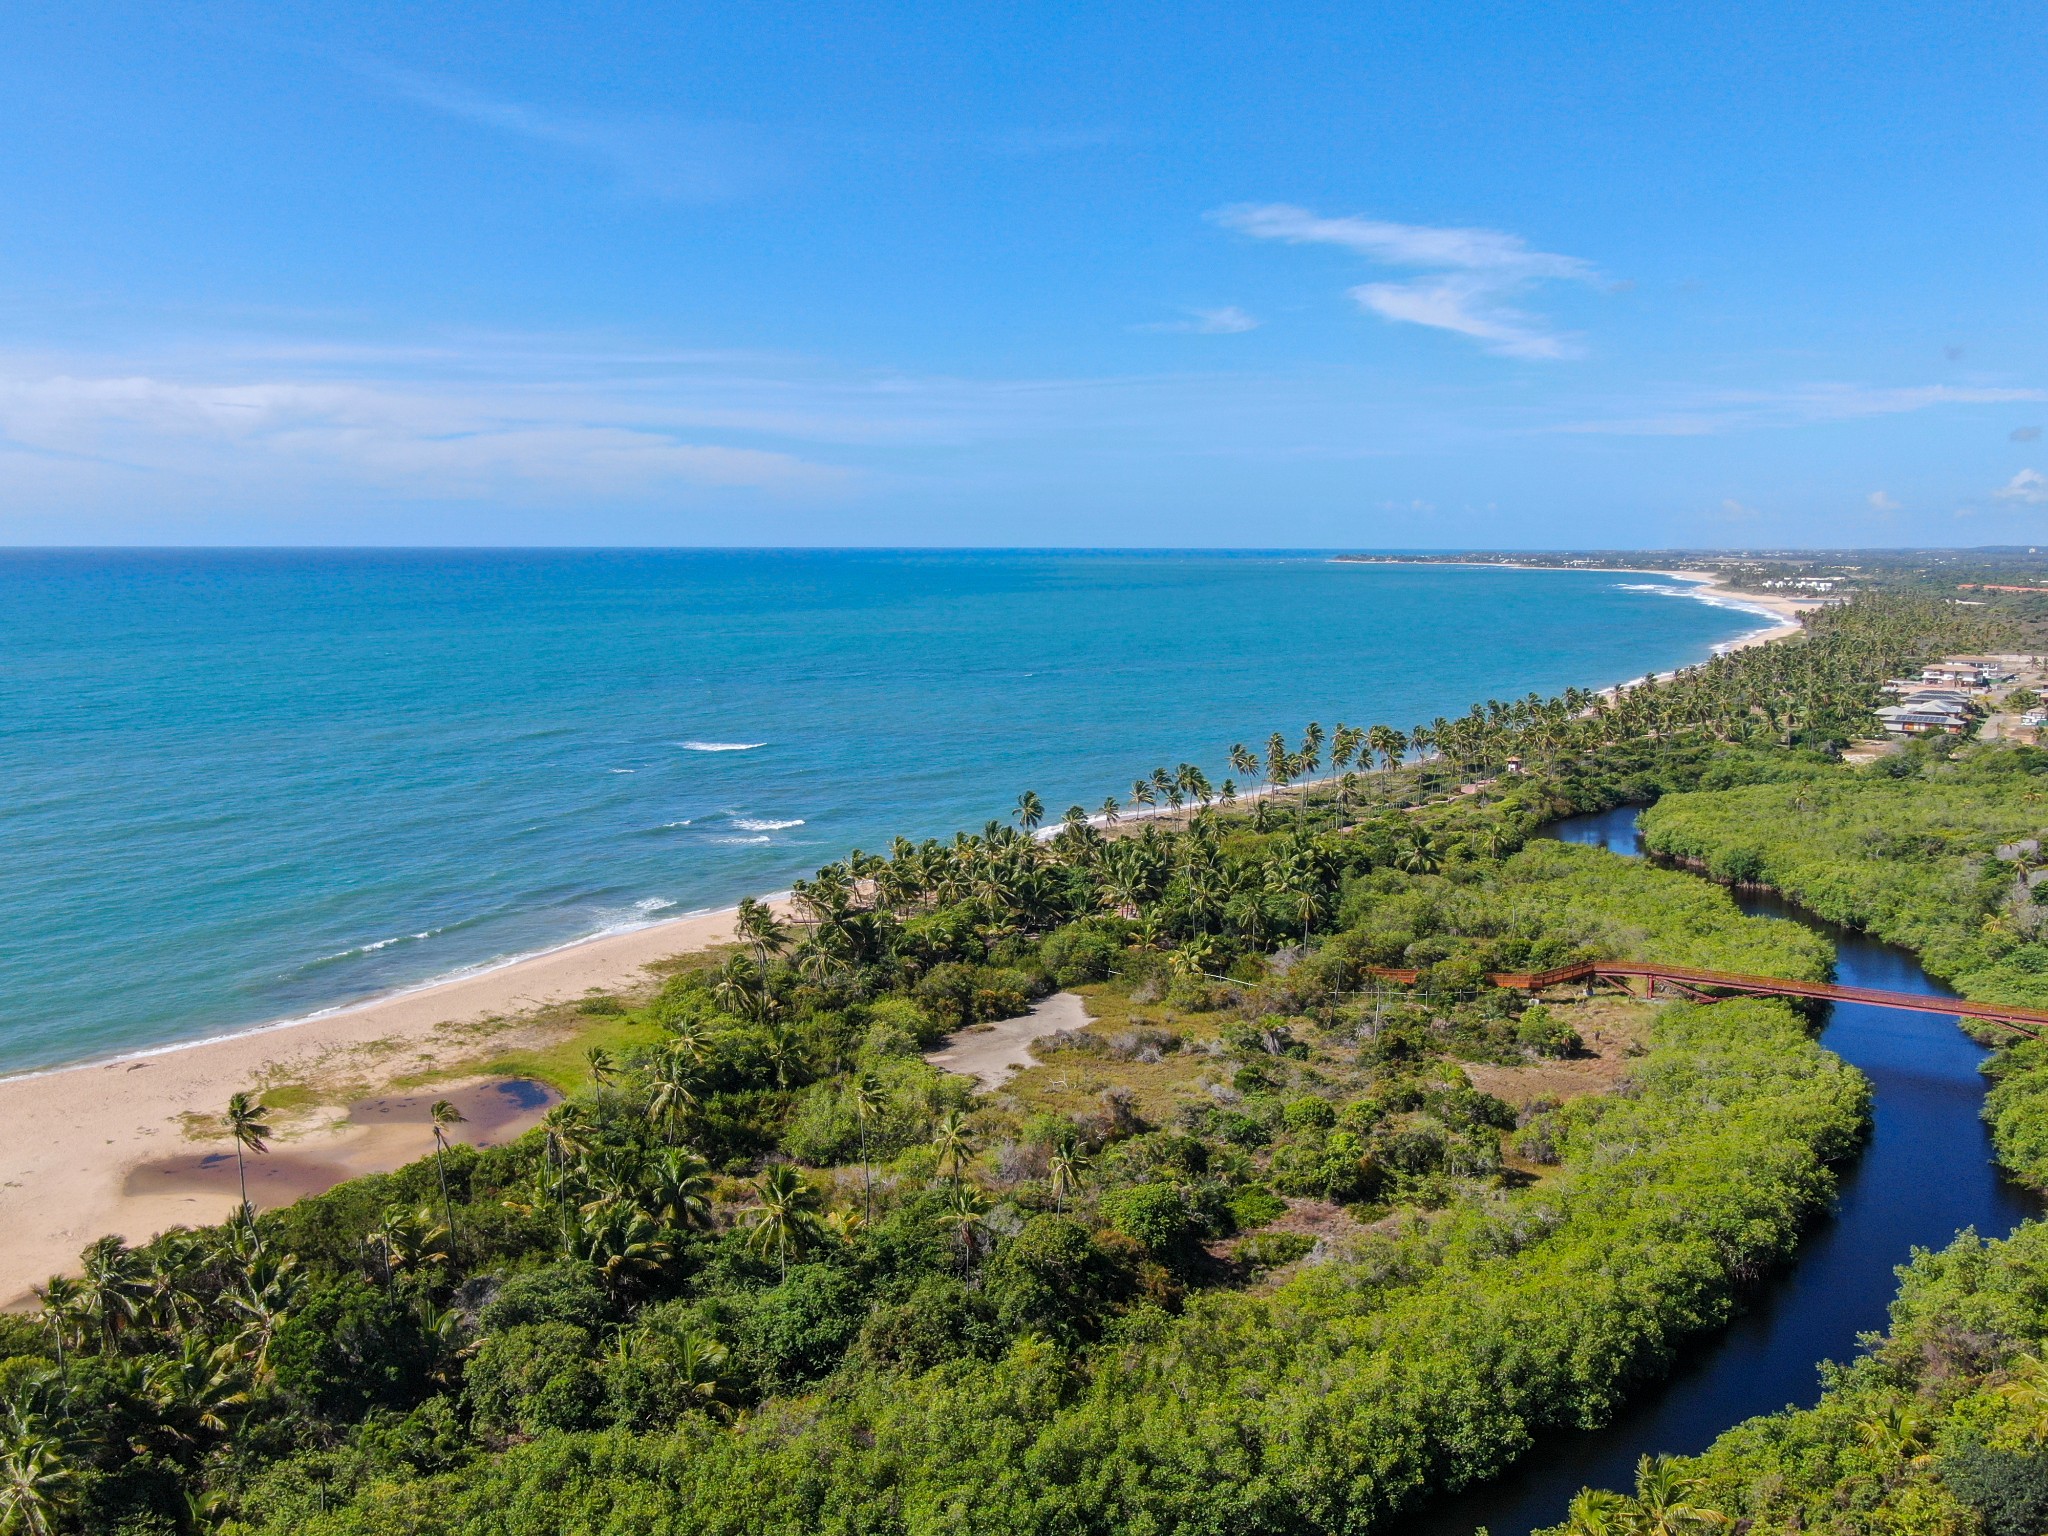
477, 1010, 667, 1094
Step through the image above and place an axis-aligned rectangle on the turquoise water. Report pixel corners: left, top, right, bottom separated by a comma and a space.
0, 550, 1764, 1075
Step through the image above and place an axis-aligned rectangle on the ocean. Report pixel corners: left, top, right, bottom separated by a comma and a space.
0, 550, 1766, 1075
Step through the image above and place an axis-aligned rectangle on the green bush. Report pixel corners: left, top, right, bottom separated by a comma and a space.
1097, 1183, 1203, 1263
1942, 1443, 2048, 1536
1038, 921, 1124, 986
980, 1215, 1136, 1345
856, 1274, 1001, 1371
269, 1278, 437, 1423
466, 1322, 604, 1437
1226, 1186, 1289, 1229
1515, 1004, 1582, 1057
479, 1262, 613, 1335
1235, 1231, 1316, 1272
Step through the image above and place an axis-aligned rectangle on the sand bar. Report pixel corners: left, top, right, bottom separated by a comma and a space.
0, 903, 773, 1307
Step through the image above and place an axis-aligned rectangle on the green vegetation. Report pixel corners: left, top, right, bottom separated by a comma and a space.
1637, 741, 2048, 1196
1641, 749, 2048, 1006
1541, 1219, 2048, 1536
0, 589, 2007, 1535
0, 790, 1854, 1536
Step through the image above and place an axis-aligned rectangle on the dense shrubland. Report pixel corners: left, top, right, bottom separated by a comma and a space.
1541, 1221, 2048, 1536
0, 591, 2002, 1535
1637, 740, 2048, 1199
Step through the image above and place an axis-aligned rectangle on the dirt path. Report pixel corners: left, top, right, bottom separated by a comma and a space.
924, 992, 1091, 1091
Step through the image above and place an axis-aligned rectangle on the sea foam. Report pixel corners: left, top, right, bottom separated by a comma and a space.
680, 741, 766, 752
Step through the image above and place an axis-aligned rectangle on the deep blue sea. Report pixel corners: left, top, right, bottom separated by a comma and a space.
0, 550, 1766, 1075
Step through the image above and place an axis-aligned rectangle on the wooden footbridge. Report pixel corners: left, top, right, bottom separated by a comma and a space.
1366, 962, 2048, 1039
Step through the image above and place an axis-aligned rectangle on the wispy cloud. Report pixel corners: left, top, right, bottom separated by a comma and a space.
2016, 426, 2044, 443
1558, 384, 2048, 437
1210, 203, 1597, 359
352, 63, 762, 201
1996, 469, 2048, 506
1133, 306, 1259, 335
1869, 490, 1901, 511
0, 361, 846, 504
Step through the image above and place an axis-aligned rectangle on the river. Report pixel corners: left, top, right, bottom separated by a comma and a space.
1407, 804, 2040, 1536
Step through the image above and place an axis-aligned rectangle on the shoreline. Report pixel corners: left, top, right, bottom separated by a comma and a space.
0, 564, 1809, 1303
0, 896, 782, 1089
0, 900, 775, 1307
1064, 568, 1809, 836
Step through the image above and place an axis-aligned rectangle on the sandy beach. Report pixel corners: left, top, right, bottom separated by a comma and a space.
0, 903, 771, 1307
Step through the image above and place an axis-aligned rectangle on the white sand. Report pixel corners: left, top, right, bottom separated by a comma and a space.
0, 903, 781, 1307
924, 992, 1093, 1092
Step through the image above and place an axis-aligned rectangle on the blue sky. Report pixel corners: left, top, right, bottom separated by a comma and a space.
2, 2, 2044, 547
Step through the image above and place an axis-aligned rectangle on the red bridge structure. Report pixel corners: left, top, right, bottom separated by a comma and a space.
1366, 962, 2048, 1039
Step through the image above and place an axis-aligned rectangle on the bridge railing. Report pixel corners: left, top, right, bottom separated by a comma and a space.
1364, 962, 2047, 1038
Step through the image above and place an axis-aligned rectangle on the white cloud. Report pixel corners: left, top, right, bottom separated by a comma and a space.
1996, 469, 2048, 506
1211, 203, 1596, 359
0, 365, 845, 504
1719, 498, 1761, 520
1869, 490, 1901, 511
352, 63, 760, 201
1559, 384, 2048, 437
1134, 306, 1260, 335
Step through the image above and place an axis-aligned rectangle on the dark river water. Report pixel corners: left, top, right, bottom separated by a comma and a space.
1407, 804, 2039, 1536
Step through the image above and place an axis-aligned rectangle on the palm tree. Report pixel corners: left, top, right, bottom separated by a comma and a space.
1631, 1454, 1732, 1536
935, 1181, 991, 1273
1228, 742, 1259, 781
1099, 796, 1121, 827
1129, 778, 1155, 813
762, 1024, 805, 1090
644, 1046, 699, 1143
1265, 857, 1327, 946
223, 1092, 271, 1227
1013, 790, 1044, 832
1564, 1487, 1635, 1536
1994, 1352, 2048, 1440
1047, 1142, 1086, 1214
665, 1017, 711, 1069
743, 1164, 821, 1282
931, 1108, 976, 1190
1396, 828, 1440, 875
578, 1203, 672, 1298
586, 1047, 618, 1126
734, 895, 789, 965
644, 1147, 715, 1231
0, 1418, 76, 1536
369, 1203, 450, 1280
847, 1073, 888, 1222
76, 1236, 140, 1348
31, 1277, 86, 1368
1330, 722, 1356, 775
429, 1099, 466, 1239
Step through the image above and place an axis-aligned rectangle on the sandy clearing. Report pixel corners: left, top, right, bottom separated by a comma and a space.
924, 991, 1092, 1092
